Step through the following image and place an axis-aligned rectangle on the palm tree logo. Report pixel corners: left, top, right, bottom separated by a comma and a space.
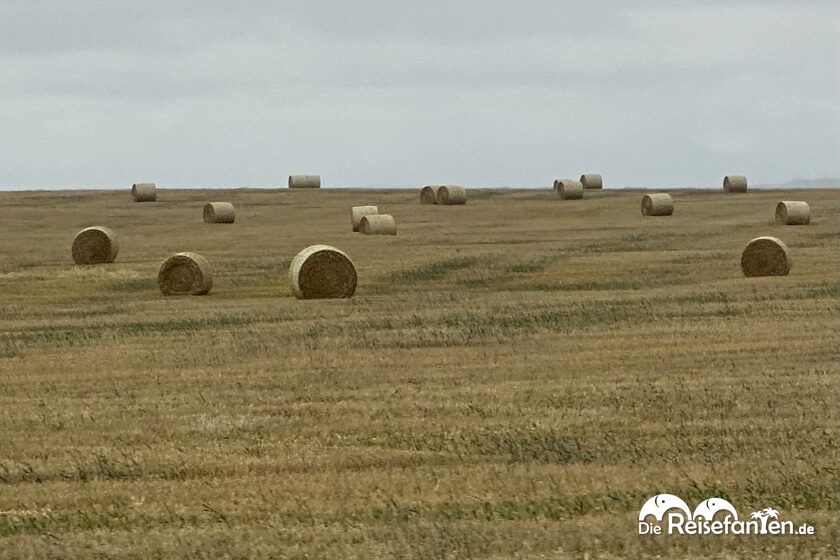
750, 507, 780, 534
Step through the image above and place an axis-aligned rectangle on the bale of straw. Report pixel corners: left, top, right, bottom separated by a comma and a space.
741, 236, 791, 277
288, 175, 321, 189
72, 226, 119, 265
775, 201, 810, 225
360, 214, 396, 235
131, 183, 157, 202
641, 193, 674, 216
556, 179, 584, 200
289, 245, 357, 299
203, 202, 236, 224
351, 205, 379, 231
580, 174, 603, 189
436, 185, 467, 205
552, 179, 569, 192
723, 175, 748, 192
158, 252, 213, 296
420, 185, 439, 204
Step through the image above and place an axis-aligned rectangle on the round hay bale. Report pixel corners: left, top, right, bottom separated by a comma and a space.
741, 236, 791, 277
72, 226, 119, 265
351, 205, 379, 232
723, 175, 748, 192
289, 245, 357, 299
288, 175, 321, 189
641, 193, 674, 216
556, 179, 584, 200
131, 183, 156, 202
203, 202, 236, 224
775, 201, 810, 225
580, 174, 603, 189
552, 179, 572, 192
360, 214, 396, 235
436, 185, 467, 205
158, 252, 213, 296
420, 185, 439, 204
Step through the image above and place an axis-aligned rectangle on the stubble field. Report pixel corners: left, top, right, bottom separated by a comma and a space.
0, 186, 836, 559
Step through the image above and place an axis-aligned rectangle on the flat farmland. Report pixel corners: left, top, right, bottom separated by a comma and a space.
0, 187, 836, 559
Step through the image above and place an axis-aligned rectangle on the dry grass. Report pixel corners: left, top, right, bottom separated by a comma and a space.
0, 187, 836, 559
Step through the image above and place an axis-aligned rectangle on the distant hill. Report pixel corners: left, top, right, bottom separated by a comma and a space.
755, 177, 840, 188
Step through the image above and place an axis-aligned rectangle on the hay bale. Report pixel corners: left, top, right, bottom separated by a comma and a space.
552, 179, 570, 192
556, 179, 584, 200
288, 175, 321, 189
131, 183, 156, 202
420, 185, 439, 204
723, 175, 748, 192
203, 202, 236, 224
775, 201, 810, 225
351, 205, 379, 231
289, 245, 357, 299
436, 185, 467, 205
641, 193, 674, 216
360, 214, 396, 235
158, 252, 213, 296
580, 174, 603, 189
741, 236, 791, 277
72, 226, 119, 265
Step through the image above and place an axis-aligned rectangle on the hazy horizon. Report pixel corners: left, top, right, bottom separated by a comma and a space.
1, 177, 838, 193
1, 1, 838, 191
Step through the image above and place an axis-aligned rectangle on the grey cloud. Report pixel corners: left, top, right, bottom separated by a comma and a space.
0, 1, 837, 189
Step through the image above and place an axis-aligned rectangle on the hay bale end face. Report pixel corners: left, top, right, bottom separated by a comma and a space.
723, 175, 748, 192
580, 174, 603, 189
158, 252, 213, 296
288, 175, 321, 189
360, 214, 396, 235
436, 185, 467, 205
641, 193, 674, 216
351, 205, 379, 231
775, 201, 810, 225
420, 185, 439, 204
203, 202, 236, 224
289, 245, 357, 299
131, 183, 157, 202
556, 179, 584, 200
72, 226, 119, 265
741, 236, 791, 277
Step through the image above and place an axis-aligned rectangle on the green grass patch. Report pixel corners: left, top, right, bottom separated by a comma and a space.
522, 280, 643, 292
508, 256, 555, 274
390, 257, 478, 283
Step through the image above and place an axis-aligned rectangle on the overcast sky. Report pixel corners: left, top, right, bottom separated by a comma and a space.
1, 1, 838, 190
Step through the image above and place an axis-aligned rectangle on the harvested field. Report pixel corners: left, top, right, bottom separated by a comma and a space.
0, 187, 836, 559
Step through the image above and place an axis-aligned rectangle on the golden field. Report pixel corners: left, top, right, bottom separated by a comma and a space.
0, 187, 836, 559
